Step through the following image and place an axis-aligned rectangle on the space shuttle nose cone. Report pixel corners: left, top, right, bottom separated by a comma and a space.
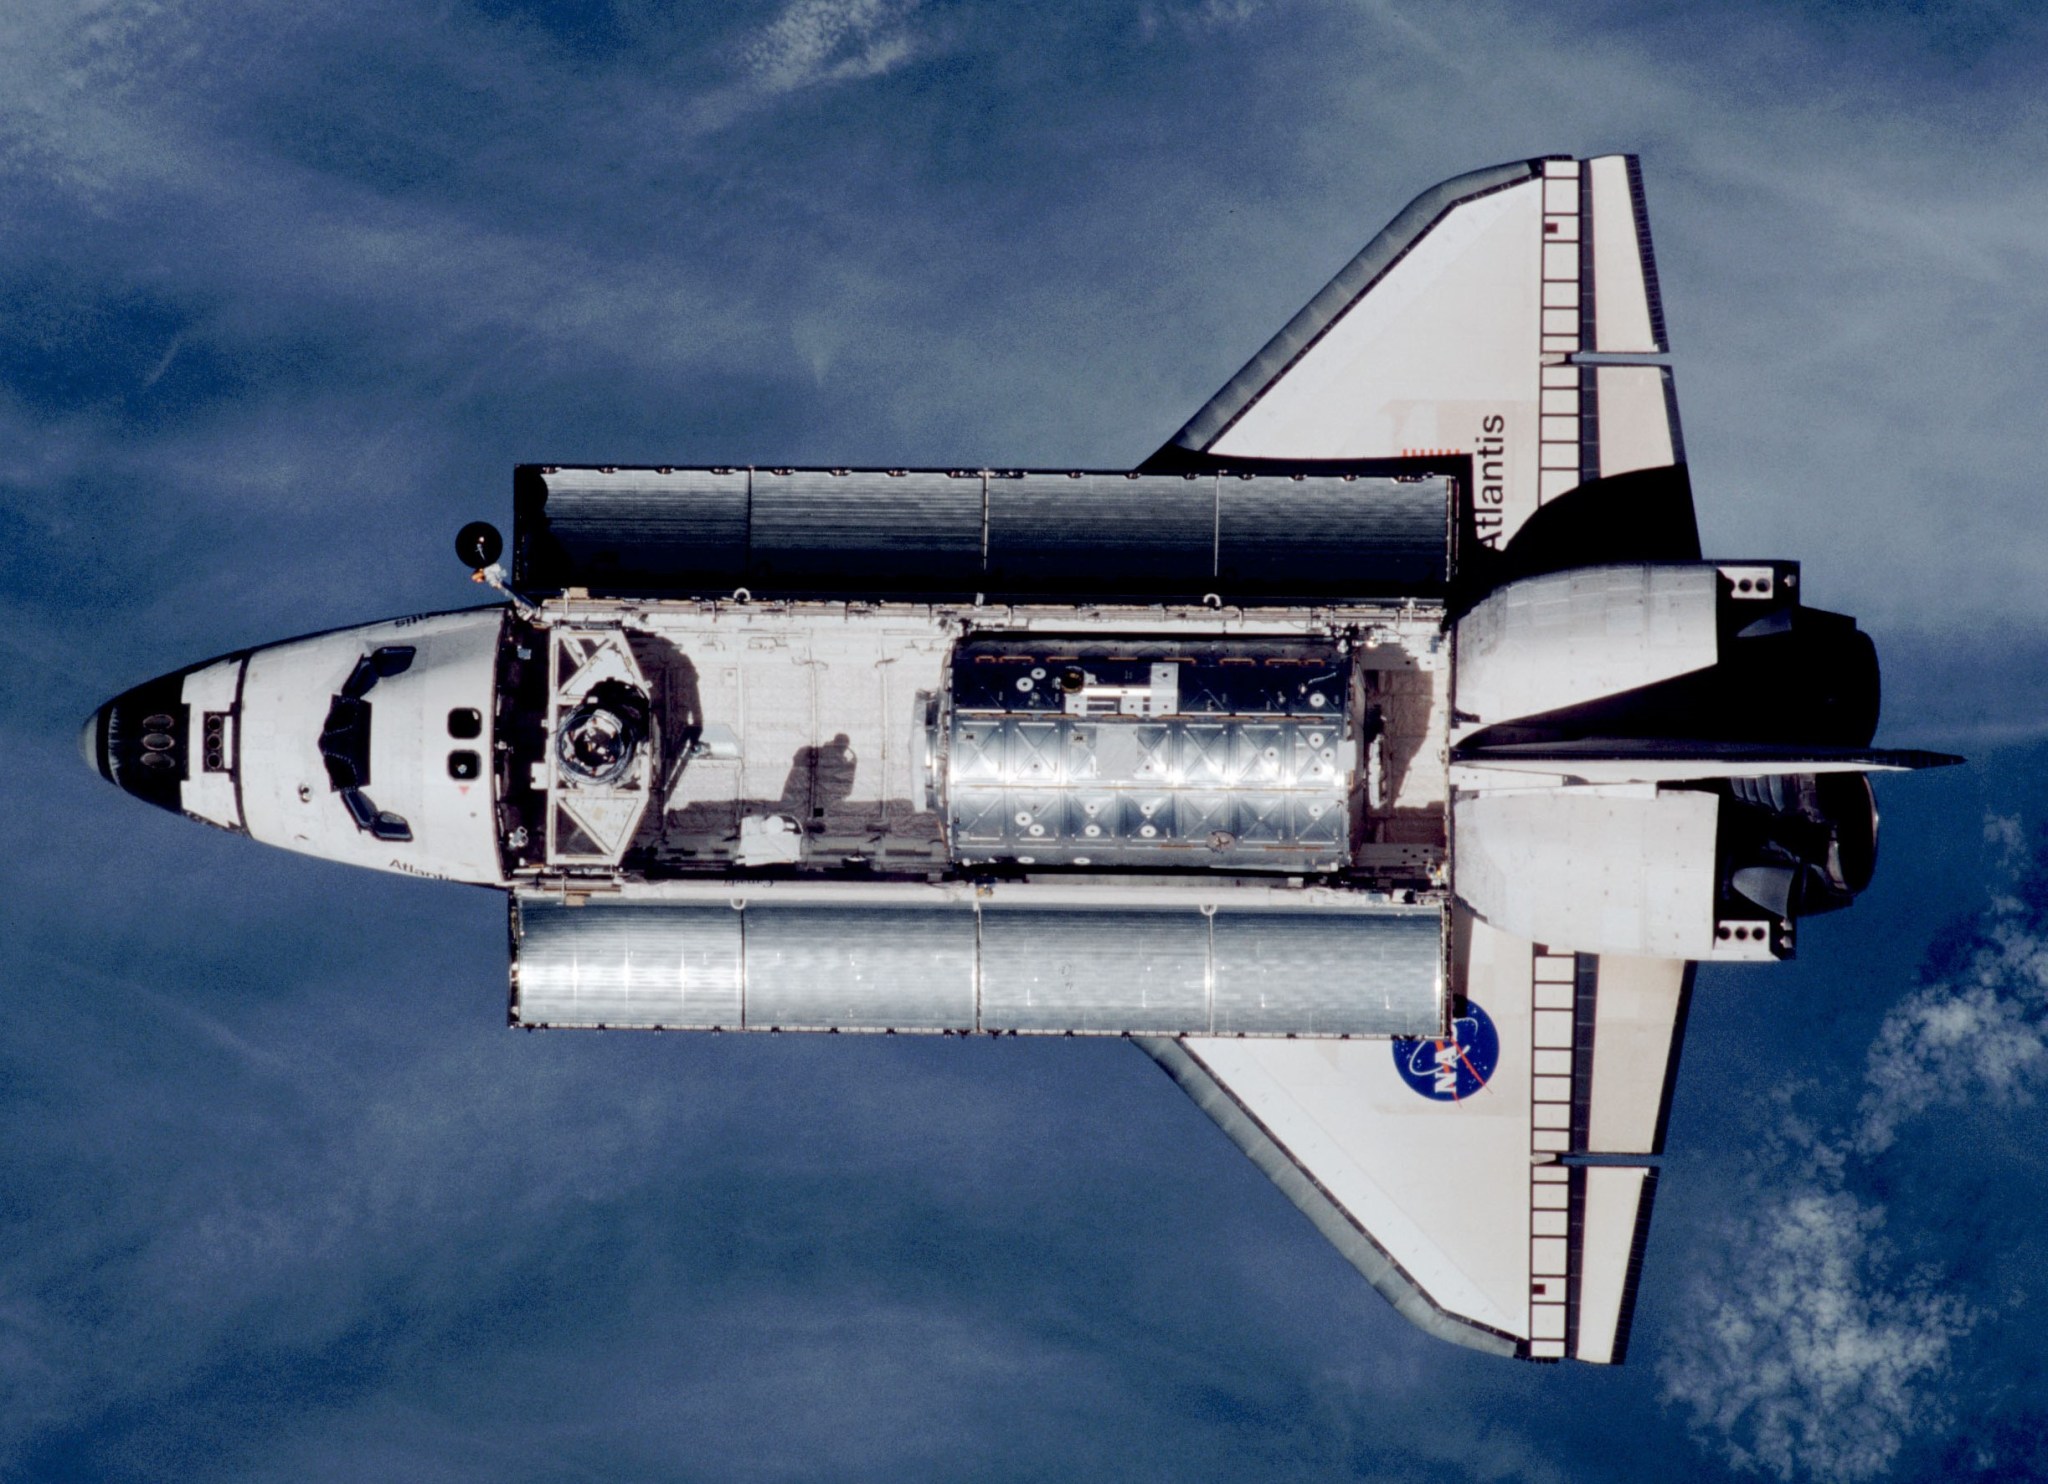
80, 705, 109, 781
87, 673, 191, 813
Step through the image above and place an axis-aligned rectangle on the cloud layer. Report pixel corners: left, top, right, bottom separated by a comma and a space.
7, 1, 2048, 1480
1663, 816, 2048, 1481
1663, 1158, 1974, 1480
1856, 817, 2048, 1154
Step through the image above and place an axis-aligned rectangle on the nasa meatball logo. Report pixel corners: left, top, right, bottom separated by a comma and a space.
1392, 1002, 1501, 1101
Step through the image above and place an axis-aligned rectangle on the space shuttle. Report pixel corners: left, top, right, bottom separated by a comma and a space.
84, 155, 1955, 1363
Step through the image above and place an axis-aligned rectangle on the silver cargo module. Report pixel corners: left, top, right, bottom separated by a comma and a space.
932, 637, 1356, 872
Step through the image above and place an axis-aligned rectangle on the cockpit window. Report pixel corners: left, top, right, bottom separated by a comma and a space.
340, 645, 416, 700
321, 645, 417, 844
339, 786, 412, 842
319, 695, 371, 790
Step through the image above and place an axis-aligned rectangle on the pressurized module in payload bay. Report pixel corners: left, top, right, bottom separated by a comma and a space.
84, 155, 1958, 1364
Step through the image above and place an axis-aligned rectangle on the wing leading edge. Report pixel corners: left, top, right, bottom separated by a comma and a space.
1148, 154, 1682, 556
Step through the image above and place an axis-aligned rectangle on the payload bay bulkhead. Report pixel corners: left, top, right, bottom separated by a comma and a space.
83, 154, 1956, 1366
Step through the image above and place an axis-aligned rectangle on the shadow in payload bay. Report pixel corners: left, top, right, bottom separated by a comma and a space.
626, 631, 941, 869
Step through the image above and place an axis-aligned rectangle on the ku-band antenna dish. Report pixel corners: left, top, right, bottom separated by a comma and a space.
455, 521, 504, 571
453, 520, 538, 617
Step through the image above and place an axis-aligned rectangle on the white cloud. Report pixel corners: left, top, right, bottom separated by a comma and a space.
737, 0, 922, 96
1661, 813, 2048, 1479
1138, 0, 1273, 34
1663, 1182, 1971, 1482
1855, 818, 2048, 1156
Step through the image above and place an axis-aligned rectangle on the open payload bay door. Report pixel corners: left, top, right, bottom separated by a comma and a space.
1140, 910, 1690, 1362
1149, 154, 1683, 555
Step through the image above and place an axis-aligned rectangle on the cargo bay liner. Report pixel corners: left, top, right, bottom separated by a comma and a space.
83, 155, 1957, 1364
